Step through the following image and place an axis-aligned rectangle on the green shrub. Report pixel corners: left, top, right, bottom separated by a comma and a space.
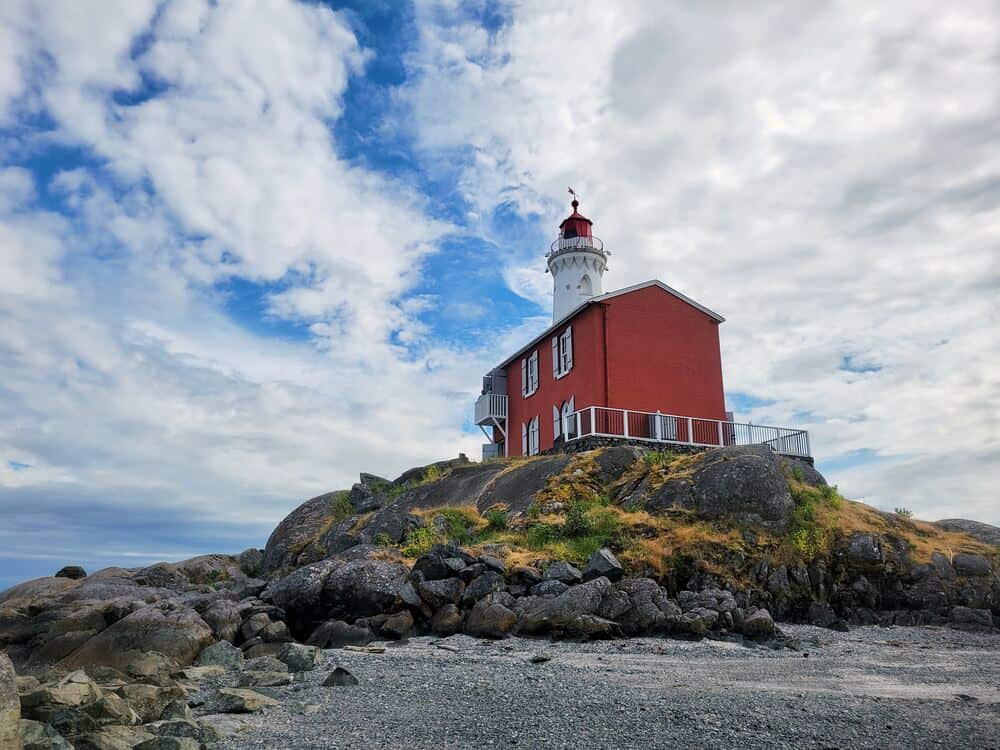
894, 506, 913, 519
525, 522, 560, 550
374, 533, 392, 547
330, 490, 354, 522
400, 527, 437, 557
485, 508, 508, 531
642, 450, 674, 467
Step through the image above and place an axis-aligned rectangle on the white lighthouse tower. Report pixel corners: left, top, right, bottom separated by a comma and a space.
546, 191, 608, 323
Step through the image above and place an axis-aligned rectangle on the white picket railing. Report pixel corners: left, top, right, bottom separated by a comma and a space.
563, 406, 811, 458
474, 393, 508, 426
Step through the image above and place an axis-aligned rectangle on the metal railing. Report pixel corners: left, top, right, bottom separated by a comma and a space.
481, 443, 503, 461
548, 235, 604, 255
474, 392, 508, 425
563, 406, 810, 458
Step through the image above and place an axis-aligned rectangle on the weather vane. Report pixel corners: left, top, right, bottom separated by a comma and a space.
568, 186, 579, 207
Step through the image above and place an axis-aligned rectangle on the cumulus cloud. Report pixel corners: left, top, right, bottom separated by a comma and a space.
0, 0, 505, 583
404, 0, 1000, 521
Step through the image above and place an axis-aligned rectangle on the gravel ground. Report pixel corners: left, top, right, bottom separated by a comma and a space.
214, 625, 1000, 749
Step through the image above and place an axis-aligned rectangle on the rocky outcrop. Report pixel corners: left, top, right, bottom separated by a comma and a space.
935, 519, 1000, 547
646, 445, 795, 530
1, 652, 20, 750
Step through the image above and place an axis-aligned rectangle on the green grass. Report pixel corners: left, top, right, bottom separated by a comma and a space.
783, 479, 846, 560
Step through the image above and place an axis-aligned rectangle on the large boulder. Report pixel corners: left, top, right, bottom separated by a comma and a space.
261, 491, 351, 573
583, 549, 623, 583
647, 445, 795, 531
519, 577, 612, 634
952, 553, 992, 577
1, 652, 20, 750
609, 578, 681, 634
464, 594, 517, 639
322, 559, 412, 619
59, 604, 213, 670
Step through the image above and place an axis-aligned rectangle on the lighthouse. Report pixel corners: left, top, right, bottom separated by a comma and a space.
546, 193, 608, 323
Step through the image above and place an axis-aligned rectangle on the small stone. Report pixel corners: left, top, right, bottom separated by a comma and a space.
277, 643, 322, 672
238, 671, 295, 688
215, 688, 279, 713
135, 738, 201, 750
529, 654, 551, 664
195, 640, 244, 669
323, 668, 359, 687
543, 561, 583, 585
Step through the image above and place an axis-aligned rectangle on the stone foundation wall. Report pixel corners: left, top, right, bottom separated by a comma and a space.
544, 435, 815, 465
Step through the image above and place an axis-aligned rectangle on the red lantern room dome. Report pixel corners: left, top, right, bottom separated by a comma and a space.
559, 198, 593, 239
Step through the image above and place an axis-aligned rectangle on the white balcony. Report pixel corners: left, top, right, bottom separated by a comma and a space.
475, 393, 508, 426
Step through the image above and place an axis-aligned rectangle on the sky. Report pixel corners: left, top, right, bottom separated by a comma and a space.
0, 0, 997, 588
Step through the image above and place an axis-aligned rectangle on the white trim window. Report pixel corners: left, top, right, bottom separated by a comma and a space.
521, 350, 539, 397
561, 397, 576, 439
552, 325, 573, 378
528, 416, 540, 455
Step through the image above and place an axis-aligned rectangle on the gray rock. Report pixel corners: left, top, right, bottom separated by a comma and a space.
277, 643, 321, 672
114, 683, 185, 724
543, 561, 583, 584
323, 668, 358, 687
305, 620, 373, 649
200, 599, 241, 643
952, 553, 992, 577
152, 717, 220, 745
238, 671, 294, 688
930, 551, 957, 580
322, 559, 413, 618
75, 725, 154, 749
846, 533, 884, 568
380, 610, 414, 640
54, 566, 87, 580
415, 578, 465, 609
160, 700, 193, 721
935, 519, 1000, 547
262, 490, 353, 573
478, 555, 506, 574
519, 577, 612, 634
135, 736, 201, 750
195, 640, 244, 670
430, 604, 463, 636
19, 719, 73, 749
582, 548, 623, 582
60, 604, 212, 671
215, 688, 278, 713
81, 693, 140, 726
741, 608, 776, 638
950, 606, 994, 630
244, 656, 288, 673
240, 612, 271, 641
462, 572, 506, 606
529, 580, 570, 598
648, 445, 795, 531
464, 594, 518, 639
1, 652, 20, 750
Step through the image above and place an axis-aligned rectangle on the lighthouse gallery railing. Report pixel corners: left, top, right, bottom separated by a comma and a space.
562, 406, 811, 458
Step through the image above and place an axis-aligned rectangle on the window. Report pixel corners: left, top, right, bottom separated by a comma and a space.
561, 397, 576, 439
523, 416, 540, 455
551, 325, 573, 379
521, 350, 539, 397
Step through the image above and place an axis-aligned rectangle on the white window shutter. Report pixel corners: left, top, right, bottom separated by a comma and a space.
565, 326, 573, 370
521, 358, 527, 397
552, 404, 561, 438
568, 395, 575, 413
529, 351, 538, 393
522, 422, 528, 455
552, 337, 559, 377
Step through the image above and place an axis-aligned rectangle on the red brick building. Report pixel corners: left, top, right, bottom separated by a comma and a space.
474, 198, 810, 460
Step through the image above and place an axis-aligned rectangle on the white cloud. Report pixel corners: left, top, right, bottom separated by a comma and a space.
404, 0, 1000, 522
0, 0, 510, 573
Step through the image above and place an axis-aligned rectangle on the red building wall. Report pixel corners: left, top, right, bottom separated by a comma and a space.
502, 285, 726, 456
604, 285, 726, 422
504, 304, 606, 456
